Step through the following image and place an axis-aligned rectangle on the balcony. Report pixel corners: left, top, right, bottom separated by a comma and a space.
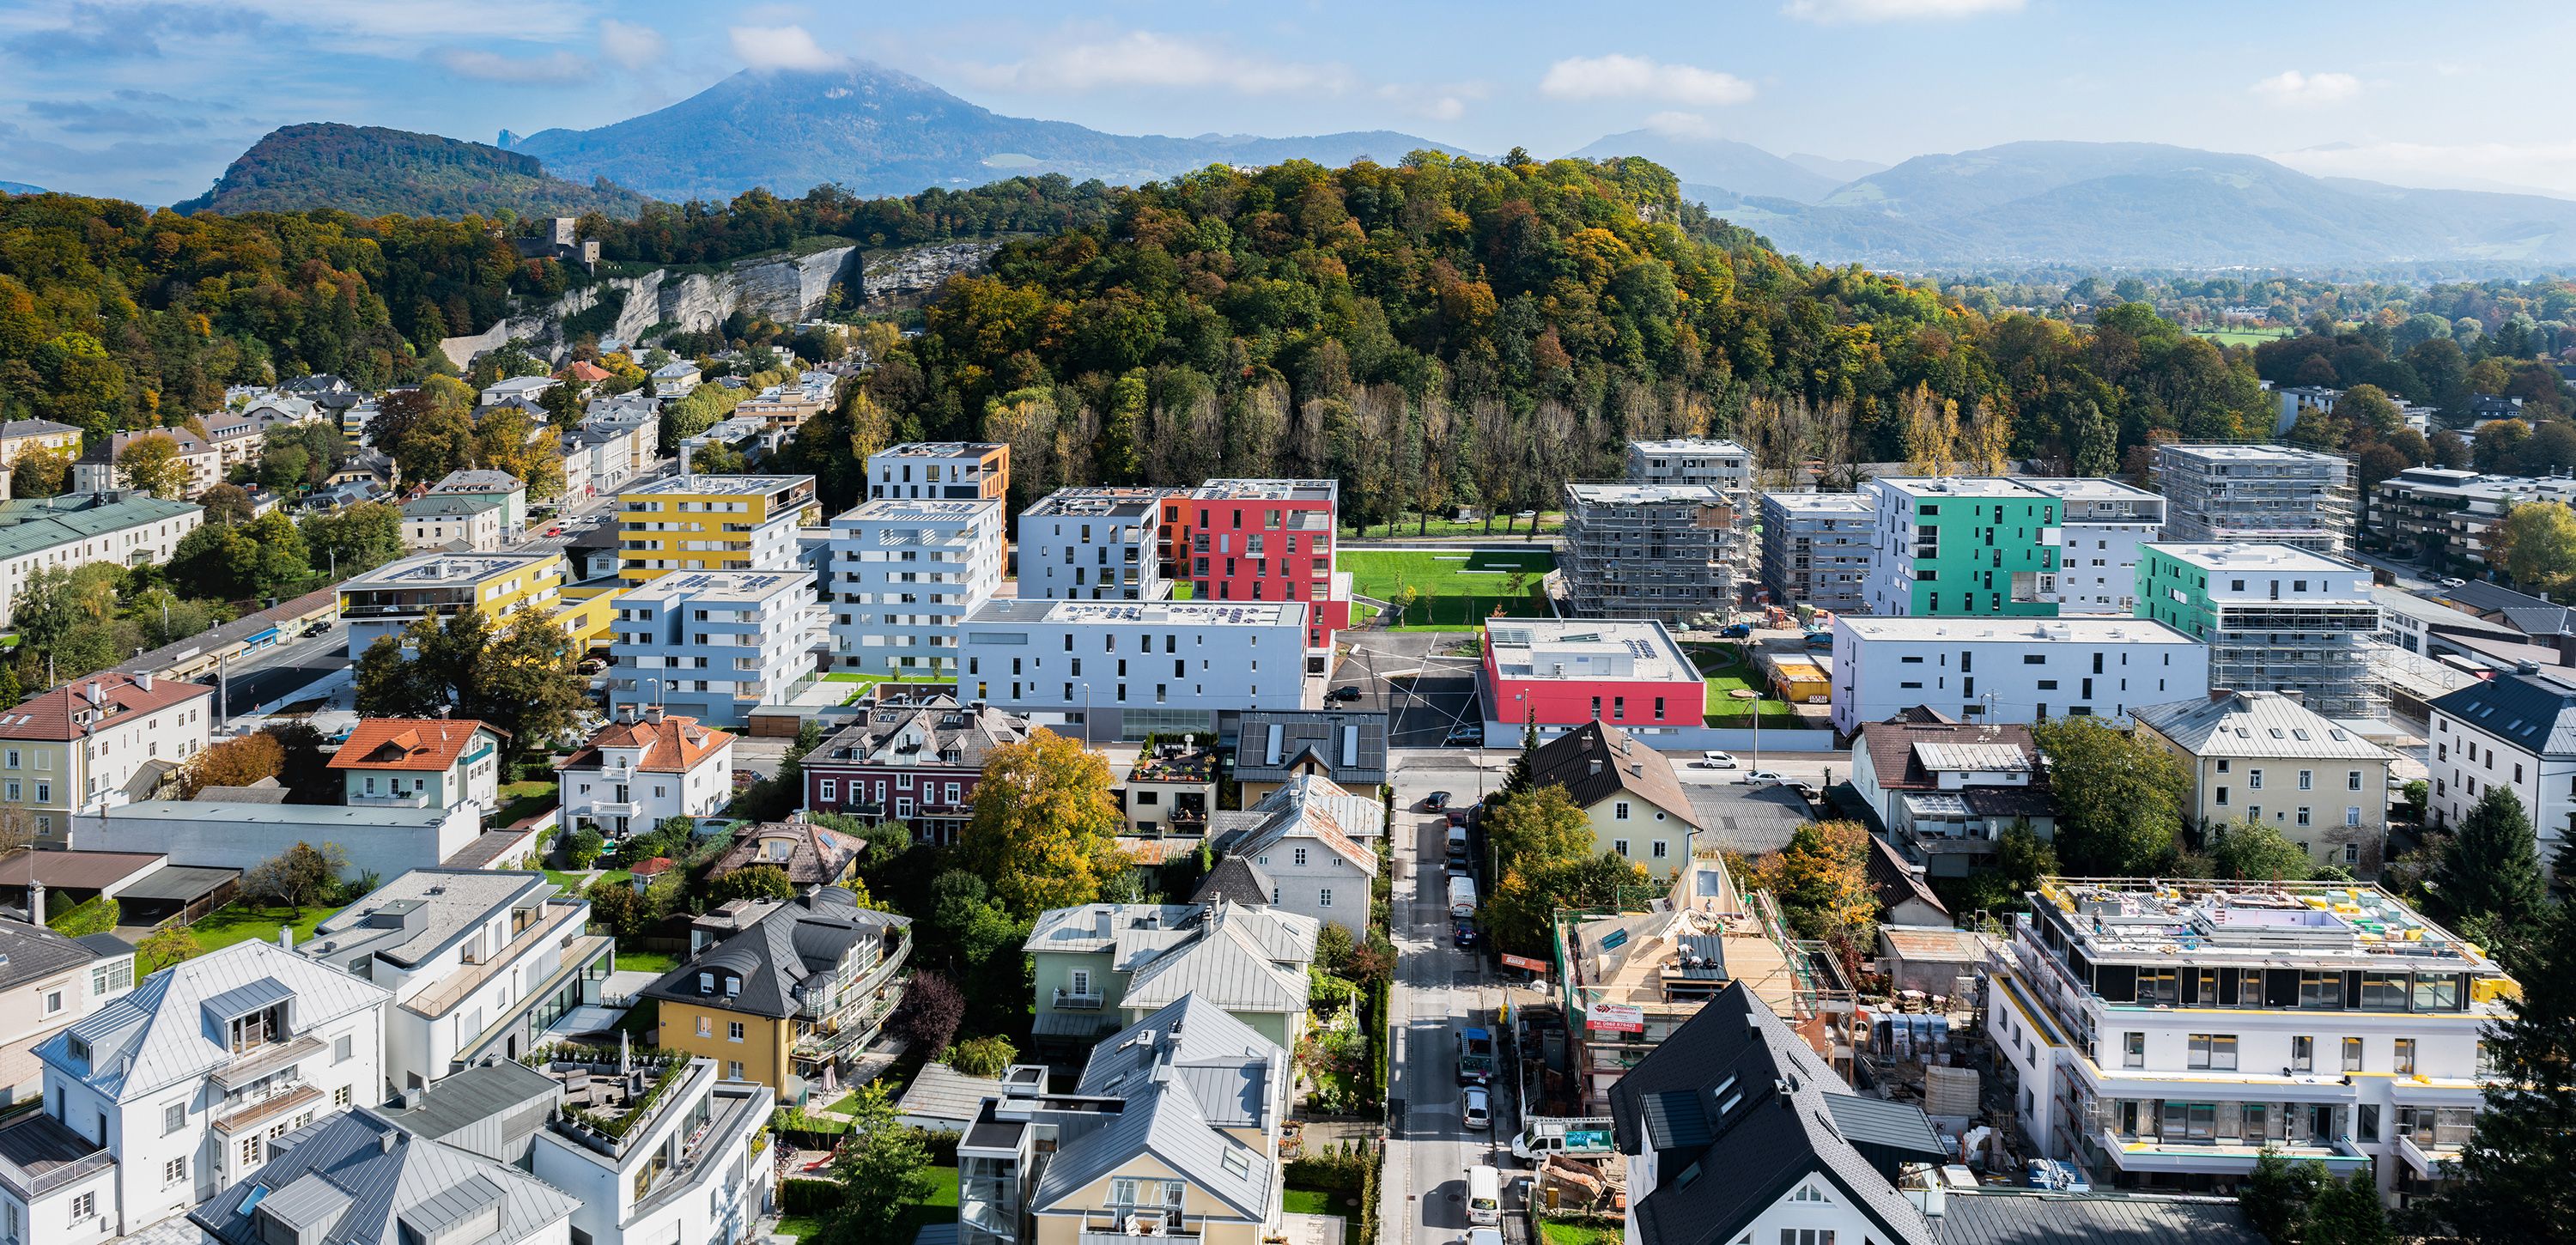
2397, 1131, 2461, 1179
349, 791, 434, 809
212, 1082, 325, 1135
2092, 1126, 2369, 1175
1078, 1211, 1201, 1244
1054, 989, 1106, 1010
404, 902, 587, 1018
210, 1034, 325, 1091
598, 767, 635, 784
0, 1113, 113, 1202
589, 801, 639, 817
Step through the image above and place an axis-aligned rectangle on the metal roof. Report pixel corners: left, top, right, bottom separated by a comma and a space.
2131, 690, 2392, 760
1935, 1192, 2265, 1245
1911, 743, 2033, 774
44, 938, 391, 1101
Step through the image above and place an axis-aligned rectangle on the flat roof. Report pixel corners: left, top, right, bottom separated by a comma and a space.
341, 551, 559, 591
1838, 616, 2201, 645
106, 800, 462, 828
969, 598, 1302, 628
1872, 476, 2052, 500
1485, 618, 1695, 682
2032, 878, 2504, 980
1191, 478, 1336, 502
2157, 442, 2348, 465
2142, 543, 2364, 573
619, 569, 811, 604
833, 498, 999, 523
1024, 488, 1171, 519
1631, 437, 1751, 455
0, 848, 164, 890
108, 865, 239, 902
870, 441, 1005, 458
2020, 477, 2161, 502
1565, 483, 1730, 505
1762, 491, 1874, 513
623, 473, 812, 496
310, 870, 548, 965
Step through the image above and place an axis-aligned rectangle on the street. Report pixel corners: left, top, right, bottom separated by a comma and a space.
218, 620, 352, 720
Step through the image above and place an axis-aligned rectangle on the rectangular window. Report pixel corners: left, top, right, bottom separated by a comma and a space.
1319, 889, 1333, 908
728, 1021, 745, 1042
334, 1034, 353, 1063
2348, 770, 2364, 792
164, 1157, 185, 1186
2293, 1035, 2314, 1072
1652, 840, 1669, 858
729, 1060, 745, 1079
2123, 1033, 2143, 1068
2187, 1033, 2237, 1071
1613, 840, 1630, 857
164, 1102, 186, 1134
2342, 1036, 2363, 1072
335, 1085, 352, 1108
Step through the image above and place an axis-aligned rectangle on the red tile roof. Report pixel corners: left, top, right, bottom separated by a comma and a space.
559, 714, 734, 774
327, 719, 505, 772
0, 673, 213, 741
631, 857, 675, 878
558, 361, 614, 383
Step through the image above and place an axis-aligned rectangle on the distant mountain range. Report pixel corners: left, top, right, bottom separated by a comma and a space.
0, 181, 44, 196
173, 124, 650, 218
510, 62, 1460, 202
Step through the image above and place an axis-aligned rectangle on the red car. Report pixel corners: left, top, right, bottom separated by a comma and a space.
545, 525, 564, 537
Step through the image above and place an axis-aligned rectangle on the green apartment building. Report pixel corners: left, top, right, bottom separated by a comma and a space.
2135, 542, 2385, 720
1022, 901, 1317, 1054
1860, 477, 2062, 617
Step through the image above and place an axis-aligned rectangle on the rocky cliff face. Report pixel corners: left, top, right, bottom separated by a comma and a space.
439, 244, 860, 367
858, 240, 1003, 308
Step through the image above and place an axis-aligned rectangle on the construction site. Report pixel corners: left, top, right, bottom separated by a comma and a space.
2152, 442, 2357, 553
1558, 482, 1753, 627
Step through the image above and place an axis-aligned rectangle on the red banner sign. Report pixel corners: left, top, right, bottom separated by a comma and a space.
1499, 953, 1548, 972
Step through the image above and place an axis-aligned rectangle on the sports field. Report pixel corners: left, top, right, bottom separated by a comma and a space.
1342, 550, 1555, 629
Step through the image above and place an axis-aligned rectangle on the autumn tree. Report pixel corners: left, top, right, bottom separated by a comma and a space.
354, 605, 586, 759
959, 727, 1127, 916
136, 925, 200, 973
1749, 820, 1878, 944
115, 433, 190, 499
244, 841, 349, 915
178, 732, 285, 798
2031, 717, 2190, 875
1484, 851, 1648, 954
2494, 501, 2576, 598
1484, 784, 1594, 871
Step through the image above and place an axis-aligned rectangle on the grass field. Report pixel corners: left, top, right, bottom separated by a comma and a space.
1538, 1219, 1624, 1245
1344, 550, 1555, 629
496, 780, 557, 826
615, 948, 679, 974
188, 903, 337, 957
1346, 512, 1562, 538
2192, 326, 2294, 348
1686, 644, 1807, 727
1284, 1189, 1366, 1245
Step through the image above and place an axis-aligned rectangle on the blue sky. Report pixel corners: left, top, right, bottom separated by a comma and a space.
8, 0, 2576, 205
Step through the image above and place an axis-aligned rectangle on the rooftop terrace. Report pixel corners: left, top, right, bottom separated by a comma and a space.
2032, 878, 2503, 977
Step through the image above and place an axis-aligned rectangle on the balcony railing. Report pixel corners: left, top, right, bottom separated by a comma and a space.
0, 1114, 113, 1201
210, 1034, 325, 1091
1054, 989, 1105, 1010
212, 1082, 325, 1135
1078, 1211, 1203, 1243
349, 792, 434, 808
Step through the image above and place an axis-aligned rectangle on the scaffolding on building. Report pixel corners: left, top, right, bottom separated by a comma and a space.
2153, 443, 2357, 553
1560, 481, 1752, 625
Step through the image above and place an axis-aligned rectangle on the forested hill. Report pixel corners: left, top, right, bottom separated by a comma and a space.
175, 124, 655, 220
791, 153, 2272, 520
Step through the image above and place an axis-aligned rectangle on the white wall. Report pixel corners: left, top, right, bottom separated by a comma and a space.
959, 614, 1309, 717
71, 805, 481, 879
2051, 520, 2159, 615
2428, 708, 2576, 866
1830, 625, 2209, 734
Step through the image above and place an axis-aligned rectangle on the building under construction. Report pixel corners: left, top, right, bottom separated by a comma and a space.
1560, 483, 1749, 625
2153, 443, 2355, 553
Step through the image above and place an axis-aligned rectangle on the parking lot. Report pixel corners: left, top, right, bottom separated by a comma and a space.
1337, 631, 1486, 749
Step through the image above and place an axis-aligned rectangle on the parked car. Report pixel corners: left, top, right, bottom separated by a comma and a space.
1737, 769, 1787, 786
2439, 577, 2468, 588
1698, 750, 1737, 769
1423, 790, 1452, 811
1453, 923, 1480, 949
1792, 781, 1825, 805
1444, 723, 1484, 746
1461, 1085, 1492, 1131
1802, 630, 1833, 649
1329, 684, 1364, 702
1445, 807, 1475, 828
1717, 622, 1753, 639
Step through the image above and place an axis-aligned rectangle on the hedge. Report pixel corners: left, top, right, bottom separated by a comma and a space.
780, 1178, 844, 1215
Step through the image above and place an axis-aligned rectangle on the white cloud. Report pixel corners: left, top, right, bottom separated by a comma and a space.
2251, 70, 2362, 106
954, 31, 1349, 95
433, 47, 592, 84
1540, 55, 1753, 107
729, 24, 844, 72
1376, 81, 1487, 123
598, 19, 665, 70
1644, 111, 1719, 139
1783, 0, 2024, 21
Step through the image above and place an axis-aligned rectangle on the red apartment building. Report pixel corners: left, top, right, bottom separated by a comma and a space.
1174, 478, 1352, 660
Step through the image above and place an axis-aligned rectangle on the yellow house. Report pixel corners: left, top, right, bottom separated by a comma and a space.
337, 550, 567, 655
0, 671, 214, 844
617, 473, 818, 584
1525, 720, 1704, 879
640, 889, 910, 1097
548, 587, 622, 652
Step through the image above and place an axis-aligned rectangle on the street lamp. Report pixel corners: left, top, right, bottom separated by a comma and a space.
1728, 688, 1760, 773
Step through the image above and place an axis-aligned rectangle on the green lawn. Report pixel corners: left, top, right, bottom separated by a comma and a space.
496, 780, 558, 826
773, 1216, 826, 1242
188, 902, 338, 957
1539, 1220, 1624, 1245
616, 947, 679, 974
1686, 644, 1806, 726
2191, 326, 2293, 347
1344, 550, 1555, 628
543, 870, 591, 895
1345, 512, 1562, 538
896, 1166, 959, 1241
1283, 1189, 1365, 1245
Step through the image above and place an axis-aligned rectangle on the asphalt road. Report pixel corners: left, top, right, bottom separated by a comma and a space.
218, 621, 353, 720
1341, 631, 1485, 748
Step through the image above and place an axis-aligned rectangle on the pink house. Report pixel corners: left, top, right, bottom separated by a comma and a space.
1478, 618, 1706, 744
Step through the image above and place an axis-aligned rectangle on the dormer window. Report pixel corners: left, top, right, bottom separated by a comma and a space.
698, 971, 715, 994
66, 1035, 88, 1063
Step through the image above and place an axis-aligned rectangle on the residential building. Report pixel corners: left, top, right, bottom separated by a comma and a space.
1230, 710, 1387, 805
1862, 477, 2063, 618
1759, 491, 1873, 613
1522, 720, 1704, 878
0, 918, 133, 1107
952, 994, 1288, 1245
1018, 488, 1176, 602
23, 938, 389, 1236
865, 441, 1011, 501
1626, 436, 1754, 489
1177, 479, 1350, 659
734, 371, 838, 437
428, 469, 528, 537
480, 375, 557, 408
708, 819, 866, 892
1121, 743, 1217, 836
327, 718, 505, 813
0, 491, 204, 627
73, 800, 484, 879
641, 888, 912, 1095
398, 494, 507, 551
2425, 666, 2576, 865
338, 551, 567, 658
617, 473, 817, 585
1024, 902, 1317, 1052
2154, 443, 2355, 554
801, 695, 1030, 845
1609, 980, 1943, 1245
92, 428, 222, 498
650, 359, 702, 398
0, 671, 213, 845
2135, 690, 2397, 872
525, 1054, 774, 1245
0, 419, 82, 470
1476, 618, 1706, 744
2136, 543, 2385, 721
1829, 615, 2210, 734
826, 496, 1004, 676
2275, 384, 2342, 435
556, 706, 737, 837
1560, 483, 1747, 625
1849, 711, 2055, 878
1989, 878, 2512, 1205
300, 868, 611, 1090
957, 599, 1311, 740
2372, 585, 2522, 659
2025, 477, 2166, 615
606, 569, 820, 728
190, 1108, 580, 1245
2372, 465, 2576, 569
1204, 775, 1380, 934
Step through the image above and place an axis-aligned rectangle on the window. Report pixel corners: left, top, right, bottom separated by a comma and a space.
1613, 839, 1630, 856
1780, 1232, 1835, 1245
1293, 847, 1309, 867
2249, 769, 2264, 790
728, 1060, 745, 1079
163, 1102, 186, 1134
729, 1021, 746, 1042
1319, 889, 1333, 907
2395, 1039, 2417, 1074
70, 1192, 93, 1223
240, 1135, 261, 1168
1652, 840, 1670, 859
91, 960, 131, 995
2348, 770, 2364, 792
696, 1016, 714, 1037
1614, 801, 1631, 820
2299, 972, 2344, 1009
2293, 1035, 2314, 1072
2415, 975, 2461, 1011
1788, 1185, 1829, 1202
334, 1034, 353, 1063
42, 990, 60, 1015
2188, 1034, 2238, 1071
2123, 1032, 2144, 1068
164, 1157, 185, 1186
335, 1085, 352, 1108
2298, 770, 2312, 790
2342, 1036, 2363, 1072
2137, 967, 2179, 1005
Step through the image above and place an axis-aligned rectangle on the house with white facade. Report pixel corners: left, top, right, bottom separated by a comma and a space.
326, 718, 506, 813
1018, 487, 1176, 602
557, 706, 736, 837
301, 869, 611, 1092
0, 671, 213, 847
0, 918, 134, 1108
73, 800, 484, 880
1989, 878, 2512, 1206
1829, 615, 2210, 734
607, 569, 820, 728
2426, 665, 2576, 869
15, 938, 388, 1240
827, 496, 1003, 676
1849, 710, 2055, 878
189, 1107, 579, 1245
526, 1054, 774, 1245
0, 491, 203, 629
1203, 774, 1380, 935
2025, 477, 2166, 615
400, 494, 507, 551
865, 442, 1009, 501
958, 598, 1311, 740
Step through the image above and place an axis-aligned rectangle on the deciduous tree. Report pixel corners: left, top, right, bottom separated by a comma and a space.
2209, 819, 2314, 883
823, 1085, 936, 1245
2494, 501, 2576, 598
244, 841, 348, 916
179, 732, 285, 798
2031, 718, 2190, 875
115, 433, 189, 499
960, 727, 1127, 916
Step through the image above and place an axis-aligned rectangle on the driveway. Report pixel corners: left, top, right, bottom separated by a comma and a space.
1343, 631, 1485, 750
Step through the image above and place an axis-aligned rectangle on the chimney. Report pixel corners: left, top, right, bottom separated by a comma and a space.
644, 705, 665, 726
619, 703, 639, 724
29, 879, 43, 925
380, 1129, 398, 1154
2208, 687, 2231, 702
279, 926, 294, 951
136, 671, 152, 693
679, 442, 694, 478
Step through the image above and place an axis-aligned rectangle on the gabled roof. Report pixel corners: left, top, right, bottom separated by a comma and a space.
1526, 720, 1700, 827
710, 819, 866, 888
0, 671, 212, 741
1609, 981, 1938, 1245
640, 888, 908, 1018
1189, 857, 1275, 908
561, 713, 733, 774
1864, 835, 1949, 923
1231, 710, 1388, 785
1025, 902, 1318, 1014
2133, 690, 2392, 761
1038, 996, 1281, 1222
40, 938, 392, 1101
1222, 775, 1380, 874
191, 1108, 578, 1245
0, 418, 80, 440
328, 719, 504, 772
1858, 715, 2045, 793
2429, 669, 2576, 757
1078, 994, 1283, 1130
0, 915, 109, 991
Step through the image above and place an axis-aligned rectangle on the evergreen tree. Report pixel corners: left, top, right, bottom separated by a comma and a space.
2427, 786, 2548, 944
2432, 898, 2576, 1244
2239, 1148, 2325, 1243
1504, 712, 1538, 796
2302, 1170, 2391, 1245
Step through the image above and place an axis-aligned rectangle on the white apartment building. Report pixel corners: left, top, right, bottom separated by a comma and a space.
0, 492, 204, 628
558, 706, 738, 837
1625, 437, 1754, 490
189, 1107, 579, 1245
0, 919, 135, 1108
18, 938, 389, 1240
1017, 488, 1173, 602
1989, 878, 2511, 1206
2025, 477, 2166, 615
866, 441, 1010, 501
528, 1054, 775, 1245
398, 495, 506, 552
2425, 665, 2576, 866
0, 671, 213, 843
609, 569, 819, 728
828, 496, 1004, 676
958, 599, 1311, 740
2137, 543, 2386, 722
300, 869, 611, 1093
1829, 615, 2210, 734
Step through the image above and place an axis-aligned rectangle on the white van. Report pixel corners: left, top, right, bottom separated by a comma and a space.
1467, 1165, 1501, 1225
1448, 875, 1479, 918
